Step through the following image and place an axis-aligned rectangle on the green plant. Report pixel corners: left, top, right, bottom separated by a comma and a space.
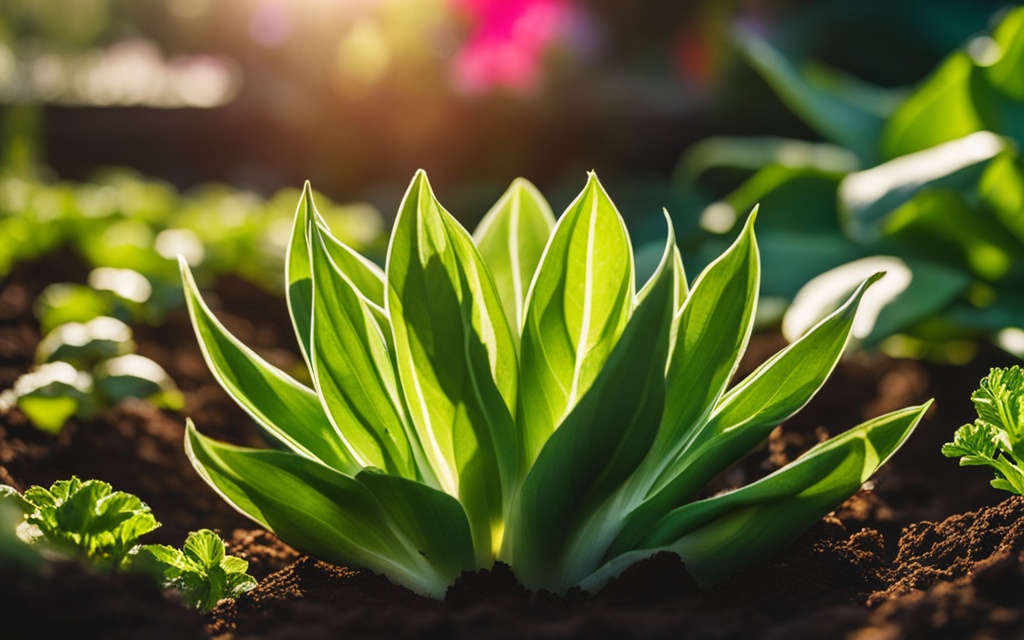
135, 529, 258, 613
0, 316, 182, 434
3, 478, 257, 610
180, 171, 928, 598
942, 366, 1024, 494
15, 476, 160, 572
670, 5, 1024, 359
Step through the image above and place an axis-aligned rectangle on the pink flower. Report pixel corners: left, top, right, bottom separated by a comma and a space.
451, 0, 576, 94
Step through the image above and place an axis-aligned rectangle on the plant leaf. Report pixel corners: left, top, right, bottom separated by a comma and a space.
648, 208, 760, 473
385, 171, 518, 563
840, 131, 1007, 244
587, 403, 928, 589
472, 178, 555, 335
286, 183, 385, 369
308, 223, 418, 480
516, 172, 635, 474
185, 422, 475, 598
782, 255, 970, 348
502, 217, 676, 592
881, 51, 984, 160
733, 27, 894, 163
610, 274, 881, 555
179, 257, 358, 474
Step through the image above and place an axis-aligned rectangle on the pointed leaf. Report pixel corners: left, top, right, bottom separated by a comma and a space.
287, 183, 385, 369
588, 404, 928, 590
649, 209, 760, 469
179, 258, 357, 473
309, 222, 418, 479
386, 171, 518, 563
185, 422, 475, 598
503, 221, 676, 592
472, 178, 555, 334
645, 403, 927, 585
733, 27, 894, 163
517, 173, 635, 472
881, 52, 983, 160
611, 274, 881, 555
841, 131, 1007, 243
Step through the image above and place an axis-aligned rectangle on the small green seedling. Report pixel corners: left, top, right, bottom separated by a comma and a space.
1, 316, 183, 434
181, 171, 927, 598
18, 477, 160, 572
943, 366, 1024, 494
135, 529, 258, 613
3, 478, 256, 611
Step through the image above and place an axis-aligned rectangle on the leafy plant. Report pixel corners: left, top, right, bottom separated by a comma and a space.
16, 476, 160, 572
671, 5, 1024, 359
3, 478, 257, 610
0, 316, 182, 434
180, 171, 928, 598
942, 366, 1024, 494
135, 529, 258, 613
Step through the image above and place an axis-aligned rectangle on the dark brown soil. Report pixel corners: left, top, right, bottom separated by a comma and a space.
3, 252, 1023, 639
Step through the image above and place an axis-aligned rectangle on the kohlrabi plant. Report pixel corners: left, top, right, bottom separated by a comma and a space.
180, 171, 928, 598
942, 366, 1024, 494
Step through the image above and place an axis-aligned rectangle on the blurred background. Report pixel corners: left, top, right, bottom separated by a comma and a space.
2, 0, 1024, 367
0, 0, 1011, 221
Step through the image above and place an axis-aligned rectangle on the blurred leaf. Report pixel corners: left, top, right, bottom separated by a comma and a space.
676, 136, 859, 188
840, 131, 1007, 243
92, 353, 176, 405
35, 316, 134, 367
881, 52, 983, 159
733, 27, 895, 162
783, 256, 970, 347
33, 283, 119, 335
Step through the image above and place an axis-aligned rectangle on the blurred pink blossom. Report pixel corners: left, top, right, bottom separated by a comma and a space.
451, 0, 577, 94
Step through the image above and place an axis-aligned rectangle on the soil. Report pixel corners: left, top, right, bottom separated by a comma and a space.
3, 253, 1024, 639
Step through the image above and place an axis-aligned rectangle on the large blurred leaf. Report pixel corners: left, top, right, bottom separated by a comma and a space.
840, 131, 1007, 243
734, 28, 896, 163
783, 255, 970, 347
881, 52, 984, 159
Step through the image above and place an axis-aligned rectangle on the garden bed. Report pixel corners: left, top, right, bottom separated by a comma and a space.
3, 256, 1023, 639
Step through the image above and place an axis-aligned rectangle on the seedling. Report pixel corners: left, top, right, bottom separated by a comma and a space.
18, 477, 160, 572
181, 171, 927, 598
942, 366, 1024, 494
3, 478, 256, 611
135, 529, 258, 613
0, 317, 182, 434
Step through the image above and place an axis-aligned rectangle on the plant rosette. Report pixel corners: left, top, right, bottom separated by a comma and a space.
180, 170, 929, 598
